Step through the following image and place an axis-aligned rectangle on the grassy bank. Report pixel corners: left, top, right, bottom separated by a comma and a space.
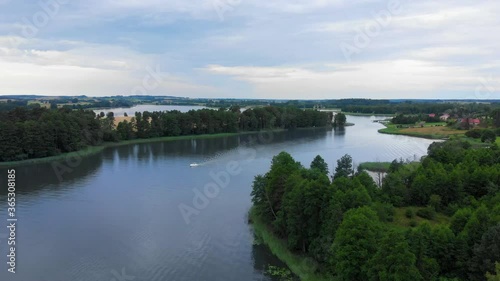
390, 207, 451, 229
0, 146, 106, 167
358, 162, 391, 172
249, 208, 330, 281
0, 129, 286, 167
378, 122, 464, 139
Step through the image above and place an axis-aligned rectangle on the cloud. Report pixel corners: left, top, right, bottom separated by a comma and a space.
0, 36, 217, 96
204, 60, 499, 99
0, 0, 499, 99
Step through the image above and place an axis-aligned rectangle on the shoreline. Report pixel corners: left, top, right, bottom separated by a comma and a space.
249, 208, 330, 281
0, 127, 328, 167
378, 128, 449, 140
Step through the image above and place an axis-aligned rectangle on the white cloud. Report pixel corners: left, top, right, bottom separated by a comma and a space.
0, 36, 217, 96
205, 60, 499, 99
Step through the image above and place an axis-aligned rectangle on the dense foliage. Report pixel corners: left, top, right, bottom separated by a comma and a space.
0, 106, 332, 162
333, 113, 347, 127
251, 140, 500, 281
392, 114, 441, 124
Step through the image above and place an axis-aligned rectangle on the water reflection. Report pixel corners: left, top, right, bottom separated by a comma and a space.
0, 153, 103, 197
333, 127, 346, 136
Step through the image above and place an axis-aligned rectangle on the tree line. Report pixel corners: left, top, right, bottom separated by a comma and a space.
0, 106, 332, 162
251, 140, 500, 280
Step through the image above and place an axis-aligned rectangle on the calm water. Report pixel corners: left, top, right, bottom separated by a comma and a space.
0, 116, 436, 281
94, 105, 208, 117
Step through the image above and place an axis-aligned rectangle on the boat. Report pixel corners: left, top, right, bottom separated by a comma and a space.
190, 163, 199, 167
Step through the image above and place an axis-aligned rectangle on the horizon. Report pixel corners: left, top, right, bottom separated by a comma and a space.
0, 94, 499, 102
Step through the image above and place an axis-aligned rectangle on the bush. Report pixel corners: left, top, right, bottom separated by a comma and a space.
482, 129, 497, 143
465, 129, 483, 139
417, 207, 436, 220
405, 208, 416, 219
495, 128, 500, 136
371, 202, 395, 222
409, 220, 418, 227
429, 194, 442, 212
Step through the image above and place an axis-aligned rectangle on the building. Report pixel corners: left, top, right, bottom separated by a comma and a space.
440, 114, 450, 121
461, 118, 481, 127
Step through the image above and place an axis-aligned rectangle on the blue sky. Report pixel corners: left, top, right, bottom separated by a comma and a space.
0, 0, 499, 99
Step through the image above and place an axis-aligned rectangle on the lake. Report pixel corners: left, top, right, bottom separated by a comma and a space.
0, 114, 436, 281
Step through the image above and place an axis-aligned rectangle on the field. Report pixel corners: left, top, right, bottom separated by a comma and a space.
497, 137, 500, 145
114, 116, 134, 126
27, 100, 50, 108
379, 123, 464, 139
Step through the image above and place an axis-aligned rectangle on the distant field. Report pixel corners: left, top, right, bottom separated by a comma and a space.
379, 123, 464, 139
114, 116, 134, 126
400, 126, 463, 136
27, 100, 50, 108
497, 137, 500, 145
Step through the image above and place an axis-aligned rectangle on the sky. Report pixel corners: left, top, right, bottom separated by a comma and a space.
0, 0, 499, 99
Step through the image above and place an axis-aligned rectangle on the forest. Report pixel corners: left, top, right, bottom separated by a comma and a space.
251, 140, 500, 281
0, 106, 332, 162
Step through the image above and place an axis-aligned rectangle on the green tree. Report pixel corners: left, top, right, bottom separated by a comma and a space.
482, 129, 497, 143
450, 208, 473, 235
367, 230, 423, 281
471, 224, 500, 281
334, 112, 347, 127
334, 154, 354, 179
491, 109, 500, 128
310, 155, 329, 175
407, 223, 440, 280
264, 152, 302, 224
330, 207, 382, 280
487, 263, 500, 281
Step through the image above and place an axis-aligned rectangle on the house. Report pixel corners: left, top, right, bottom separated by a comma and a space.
440, 114, 450, 121
461, 118, 481, 126
428, 113, 436, 118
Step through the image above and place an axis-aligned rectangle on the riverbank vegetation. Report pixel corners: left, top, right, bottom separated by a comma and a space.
379, 107, 500, 140
357, 162, 391, 172
0, 106, 332, 162
250, 139, 500, 281
378, 122, 465, 139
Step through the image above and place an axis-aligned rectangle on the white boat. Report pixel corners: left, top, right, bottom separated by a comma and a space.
190, 163, 199, 167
